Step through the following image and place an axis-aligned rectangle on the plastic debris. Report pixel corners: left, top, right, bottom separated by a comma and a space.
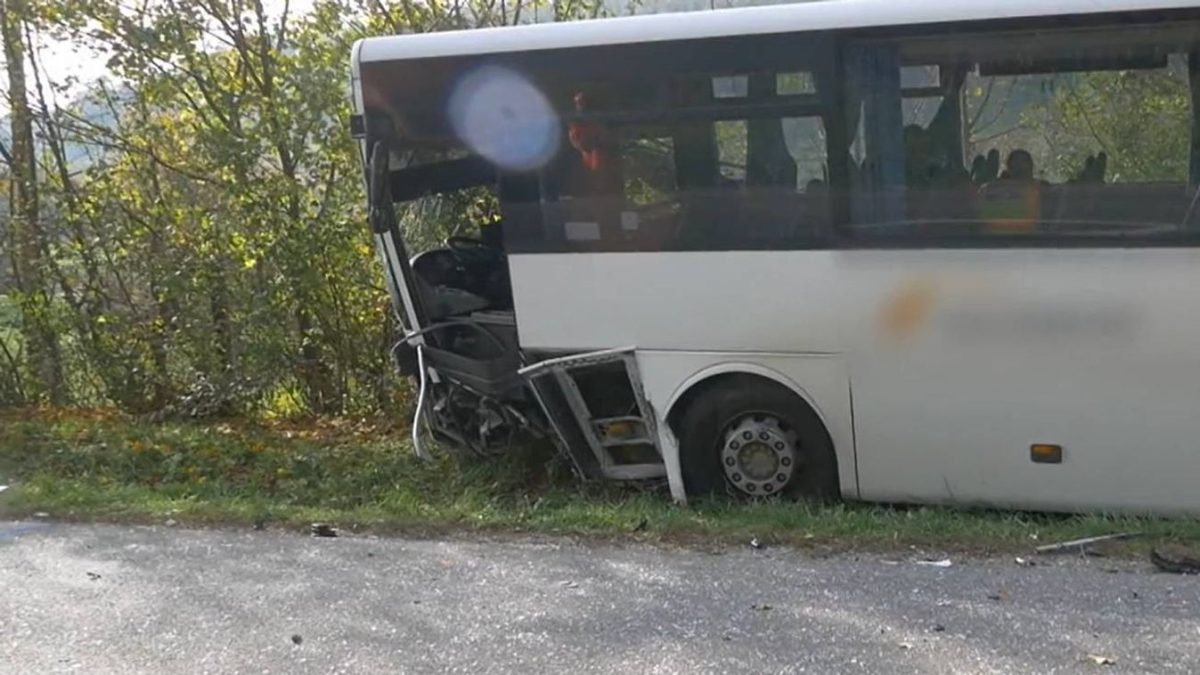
1014, 557, 1036, 567
749, 537, 763, 550
1086, 654, 1116, 666
898, 642, 914, 650
310, 523, 337, 538
915, 559, 953, 568
751, 603, 773, 612
1034, 533, 1137, 554
0, 485, 8, 494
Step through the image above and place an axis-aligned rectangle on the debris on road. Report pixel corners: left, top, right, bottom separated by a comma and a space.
0, 485, 8, 494
1150, 546, 1200, 575
1035, 533, 1137, 555
751, 603, 773, 612
1086, 654, 1117, 666
933, 624, 946, 633
558, 580, 579, 589
33, 512, 49, 519
986, 591, 1008, 602
310, 523, 338, 538
898, 642, 914, 650
86, 572, 102, 581
1014, 557, 1036, 567
749, 537, 763, 550
915, 559, 953, 568
291, 634, 303, 645
163, 519, 177, 527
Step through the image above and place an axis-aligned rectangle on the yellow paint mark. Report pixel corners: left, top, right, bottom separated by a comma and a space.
880, 279, 937, 340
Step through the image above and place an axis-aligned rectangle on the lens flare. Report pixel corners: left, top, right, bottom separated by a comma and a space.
447, 65, 560, 172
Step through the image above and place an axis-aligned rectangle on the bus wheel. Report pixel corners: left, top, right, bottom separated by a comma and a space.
677, 378, 838, 501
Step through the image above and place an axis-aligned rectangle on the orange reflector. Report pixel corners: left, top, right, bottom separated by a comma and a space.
1031, 444, 1063, 464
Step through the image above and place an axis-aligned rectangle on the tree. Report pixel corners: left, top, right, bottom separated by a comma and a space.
1, 0, 64, 403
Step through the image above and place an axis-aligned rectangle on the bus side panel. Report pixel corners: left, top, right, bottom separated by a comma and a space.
843, 248, 1200, 516
633, 350, 858, 501
508, 251, 847, 354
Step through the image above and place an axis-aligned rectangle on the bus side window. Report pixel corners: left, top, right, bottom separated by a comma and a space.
844, 44, 907, 232
844, 21, 1200, 242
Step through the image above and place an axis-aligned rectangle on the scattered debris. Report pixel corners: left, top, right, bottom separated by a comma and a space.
291, 634, 303, 646
86, 572, 102, 581
1034, 533, 1137, 555
749, 537, 764, 550
1014, 557, 1036, 567
751, 603, 773, 612
310, 523, 338, 538
933, 624, 946, 633
916, 559, 953, 568
1150, 546, 1200, 575
1085, 654, 1117, 666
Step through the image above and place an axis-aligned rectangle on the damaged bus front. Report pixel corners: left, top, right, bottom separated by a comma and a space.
350, 42, 668, 486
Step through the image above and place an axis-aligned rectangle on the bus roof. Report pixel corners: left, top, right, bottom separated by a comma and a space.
354, 0, 1199, 63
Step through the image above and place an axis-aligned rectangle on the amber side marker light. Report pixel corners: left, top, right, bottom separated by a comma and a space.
1031, 444, 1063, 464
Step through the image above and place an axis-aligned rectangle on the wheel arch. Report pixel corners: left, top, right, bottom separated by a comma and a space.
663, 363, 835, 448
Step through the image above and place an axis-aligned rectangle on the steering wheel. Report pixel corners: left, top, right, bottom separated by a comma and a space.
447, 236, 501, 267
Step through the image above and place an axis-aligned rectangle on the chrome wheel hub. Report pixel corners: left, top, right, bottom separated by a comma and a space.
720, 416, 798, 496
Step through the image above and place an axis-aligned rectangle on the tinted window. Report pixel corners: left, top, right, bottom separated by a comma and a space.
843, 20, 1200, 243
497, 34, 836, 252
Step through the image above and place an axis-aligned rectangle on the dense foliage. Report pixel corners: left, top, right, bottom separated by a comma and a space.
0, 0, 611, 416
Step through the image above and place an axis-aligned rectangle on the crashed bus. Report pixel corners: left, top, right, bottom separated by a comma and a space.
351, 0, 1200, 513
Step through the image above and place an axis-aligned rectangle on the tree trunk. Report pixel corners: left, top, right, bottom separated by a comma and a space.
1, 0, 64, 403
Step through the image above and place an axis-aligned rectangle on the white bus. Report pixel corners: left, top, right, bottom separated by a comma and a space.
351, 0, 1200, 514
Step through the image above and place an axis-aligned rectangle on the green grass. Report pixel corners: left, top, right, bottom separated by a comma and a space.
2, 408, 1199, 555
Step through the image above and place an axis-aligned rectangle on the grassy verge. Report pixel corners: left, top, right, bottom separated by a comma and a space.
2, 407, 1198, 555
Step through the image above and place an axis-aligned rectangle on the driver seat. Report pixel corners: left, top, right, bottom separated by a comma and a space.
409, 249, 493, 322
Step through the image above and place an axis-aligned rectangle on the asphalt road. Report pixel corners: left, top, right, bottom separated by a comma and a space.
1, 521, 1198, 674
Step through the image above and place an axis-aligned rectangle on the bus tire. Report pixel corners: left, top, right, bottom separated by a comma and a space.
676, 377, 839, 501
